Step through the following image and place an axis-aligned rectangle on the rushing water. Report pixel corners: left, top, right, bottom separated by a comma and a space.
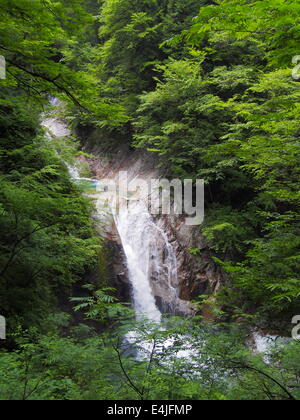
41, 111, 291, 366
115, 203, 162, 322
114, 198, 180, 323
42, 113, 181, 324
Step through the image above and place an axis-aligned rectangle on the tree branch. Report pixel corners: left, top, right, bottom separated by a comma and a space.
0, 50, 89, 111
113, 340, 144, 400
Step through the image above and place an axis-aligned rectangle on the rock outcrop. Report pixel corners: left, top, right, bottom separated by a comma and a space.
77, 132, 226, 317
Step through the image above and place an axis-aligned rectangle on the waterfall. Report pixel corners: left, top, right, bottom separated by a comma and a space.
42, 110, 195, 360
42, 111, 183, 324
111, 169, 182, 321
115, 201, 164, 323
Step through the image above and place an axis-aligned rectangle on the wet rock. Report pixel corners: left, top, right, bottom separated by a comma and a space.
77, 140, 226, 318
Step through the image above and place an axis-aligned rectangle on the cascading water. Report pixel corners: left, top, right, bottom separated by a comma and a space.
42, 109, 196, 361
152, 223, 179, 307
42, 109, 184, 326
115, 204, 162, 322
114, 199, 180, 323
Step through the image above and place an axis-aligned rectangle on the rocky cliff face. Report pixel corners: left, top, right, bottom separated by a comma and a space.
155, 215, 225, 306
78, 131, 226, 318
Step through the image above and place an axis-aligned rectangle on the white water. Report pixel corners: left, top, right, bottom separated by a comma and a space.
114, 196, 181, 323
152, 223, 179, 303
42, 111, 181, 324
42, 109, 198, 362
253, 331, 291, 354
115, 203, 162, 323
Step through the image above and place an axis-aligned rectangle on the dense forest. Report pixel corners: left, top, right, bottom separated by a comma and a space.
1, 0, 300, 401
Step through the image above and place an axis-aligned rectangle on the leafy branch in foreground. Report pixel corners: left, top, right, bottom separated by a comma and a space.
0, 0, 127, 125
71, 284, 133, 323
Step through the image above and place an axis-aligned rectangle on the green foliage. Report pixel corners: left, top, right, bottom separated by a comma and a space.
133, 59, 235, 179
1, 318, 299, 400
96, 0, 207, 116
0, 94, 100, 331
0, 0, 127, 125
71, 284, 133, 322
188, 0, 300, 68
131, 1, 300, 318
1, 0, 300, 402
